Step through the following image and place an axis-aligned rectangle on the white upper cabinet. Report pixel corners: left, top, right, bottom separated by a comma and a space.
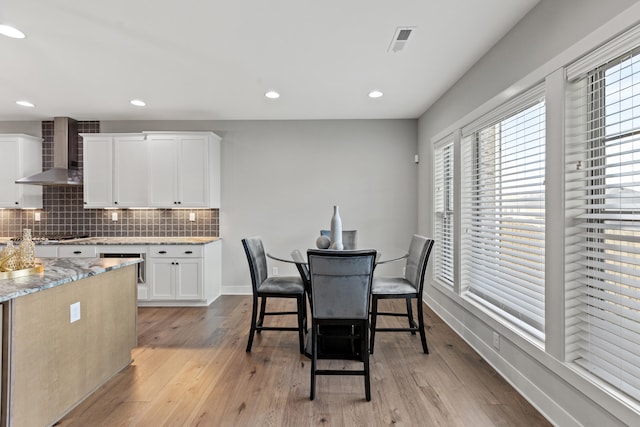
82, 135, 112, 208
147, 132, 220, 208
82, 133, 147, 208
83, 131, 220, 209
113, 135, 148, 207
0, 134, 42, 208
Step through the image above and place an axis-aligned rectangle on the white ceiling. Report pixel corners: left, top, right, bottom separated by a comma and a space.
0, 0, 539, 121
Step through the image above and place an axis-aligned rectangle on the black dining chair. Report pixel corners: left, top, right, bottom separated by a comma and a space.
241, 236, 307, 354
307, 248, 377, 401
369, 235, 434, 354
320, 229, 358, 249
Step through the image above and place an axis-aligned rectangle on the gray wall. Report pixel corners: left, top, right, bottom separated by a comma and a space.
102, 119, 418, 293
417, 0, 639, 425
0, 121, 41, 136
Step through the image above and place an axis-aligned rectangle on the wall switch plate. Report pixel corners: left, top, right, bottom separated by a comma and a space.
493, 331, 500, 350
272, 267, 278, 276
189, 212, 196, 221
112, 212, 118, 221
70, 302, 81, 323
34, 212, 41, 221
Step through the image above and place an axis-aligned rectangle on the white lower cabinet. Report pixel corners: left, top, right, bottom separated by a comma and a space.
148, 256, 202, 300
25, 241, 220, 307
143, 241, 220, 307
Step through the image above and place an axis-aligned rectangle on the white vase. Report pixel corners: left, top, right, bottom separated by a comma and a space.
329, 205, 343, 250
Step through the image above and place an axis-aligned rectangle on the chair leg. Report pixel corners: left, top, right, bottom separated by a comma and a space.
310, 322, 317, 400
369, 296, 378, 354
363, 322, 371, 401
417, 298, 429, 354
246, 295, 259, 352
297, 295, 305, 354
406, 297, 416, 335
256, 296, 267, 334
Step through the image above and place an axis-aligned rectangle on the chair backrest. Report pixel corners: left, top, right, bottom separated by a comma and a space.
241, 236, 268, 293
291, 249, 311, 294
404, 235, 435, 293
307, 249, 377, 320
319, 229, 358, 249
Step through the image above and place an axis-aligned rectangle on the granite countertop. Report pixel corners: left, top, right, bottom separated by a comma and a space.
0, 237, 220, 245
0, 257, 142, 303
59, 236, 220, 245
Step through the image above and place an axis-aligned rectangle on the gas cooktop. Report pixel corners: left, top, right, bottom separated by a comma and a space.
10, 234, 90, 243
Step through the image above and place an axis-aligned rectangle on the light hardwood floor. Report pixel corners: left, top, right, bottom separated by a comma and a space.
57, 295, 551, 426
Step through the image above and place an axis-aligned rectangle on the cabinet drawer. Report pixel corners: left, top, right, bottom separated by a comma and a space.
58, 246, 97, 257
35, 246, 58, 258
148, 245, 202, 258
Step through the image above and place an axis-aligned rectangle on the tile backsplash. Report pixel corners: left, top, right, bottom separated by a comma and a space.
0, 121, 219, 238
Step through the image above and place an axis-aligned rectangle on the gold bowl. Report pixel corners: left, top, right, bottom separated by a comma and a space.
0, 264, 44, 280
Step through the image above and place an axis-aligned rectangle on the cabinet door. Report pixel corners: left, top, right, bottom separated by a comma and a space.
0, 138, 20, 207
0, 135, 42, 208
114, 135, 147, 207
147, 135, 178, 207
178, 135, 209, 207
149, 259, 175, 300
83, 136, 113, 208
175, 258, 202, 300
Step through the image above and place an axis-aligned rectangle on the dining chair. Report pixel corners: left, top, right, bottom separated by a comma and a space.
241, 236, 307, 354
307, 248, 377, 401
369, 235, 434, 354
291, 249, 311, 303
320, 229, 358, 249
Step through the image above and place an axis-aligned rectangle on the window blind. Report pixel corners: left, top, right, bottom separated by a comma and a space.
461, 86, 546, 340
565, 46, 640, 402
434, 139, 454, 285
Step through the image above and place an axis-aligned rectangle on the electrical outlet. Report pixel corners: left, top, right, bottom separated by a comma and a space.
272, 266, 278, 276
112, 212, 118, 221
493, 331, 500, 350
34, 212, 41, 221
70, 302, 81, 323
189, 212, 196, 221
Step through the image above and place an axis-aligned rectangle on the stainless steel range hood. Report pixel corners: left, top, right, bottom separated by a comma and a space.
15, 117, 82, 186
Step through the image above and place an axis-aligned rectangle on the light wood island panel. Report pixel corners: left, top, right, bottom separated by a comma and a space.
3, 265, 137, 426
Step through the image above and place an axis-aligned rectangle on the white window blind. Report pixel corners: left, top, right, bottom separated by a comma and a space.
565, 45, 640, 402
434, 139, 454, 285
461, 86, 546, 340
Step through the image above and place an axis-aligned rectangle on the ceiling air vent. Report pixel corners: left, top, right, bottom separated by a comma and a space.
388, 26, 415, 53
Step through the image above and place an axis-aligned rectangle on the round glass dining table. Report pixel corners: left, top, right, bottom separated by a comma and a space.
266, 247, 408, 266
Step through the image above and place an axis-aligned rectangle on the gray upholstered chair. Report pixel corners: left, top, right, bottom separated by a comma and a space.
291, 249, 311, 303
242, 236, 307, 354
369, 235, 434, 354
307, 248, 377, 401
320, 229, 358, 249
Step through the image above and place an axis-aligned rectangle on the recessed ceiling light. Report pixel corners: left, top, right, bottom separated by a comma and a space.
0, 24, 25, 39
130, 99, 146, 107
265, 91, 280, 99
368, 90, 383, 99
16, 100, 34, 107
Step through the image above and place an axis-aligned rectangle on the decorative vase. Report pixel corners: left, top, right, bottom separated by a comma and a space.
0, 241, 19, 271
18, 228, 36, 269
329, 205, 343, 250
316, 235, 331, 249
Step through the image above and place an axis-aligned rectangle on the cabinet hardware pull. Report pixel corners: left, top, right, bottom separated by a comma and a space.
73, 251, 82, 254
185, 251, 192, 254
159, 250, 167, 254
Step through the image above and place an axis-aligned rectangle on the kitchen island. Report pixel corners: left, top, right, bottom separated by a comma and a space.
0, 257, 140, 427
